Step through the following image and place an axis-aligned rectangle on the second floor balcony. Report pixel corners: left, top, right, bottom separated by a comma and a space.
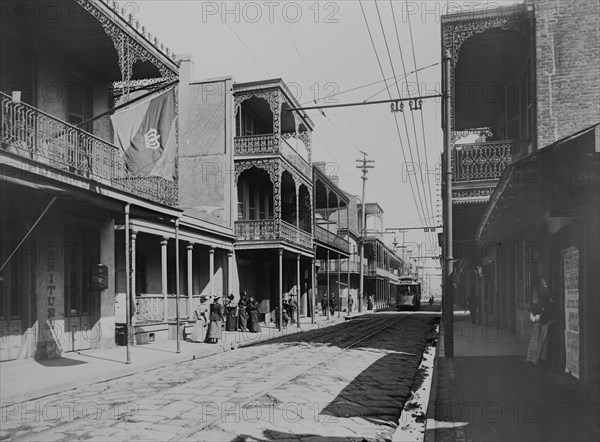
235, 219, 312, 250
1, 92, 177, 206
452, 140, 514, 182
315, 225, 350, 254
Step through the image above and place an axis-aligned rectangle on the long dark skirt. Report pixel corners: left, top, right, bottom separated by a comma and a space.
248, 311, 261, 333
225, 312, 237, 331
238, 313, 248, 331
206, 320, 222, 342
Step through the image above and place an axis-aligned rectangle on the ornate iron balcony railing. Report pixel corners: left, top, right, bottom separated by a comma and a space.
234, 133, 312, 178
0, 92, 177, 206
235, 219, 313, 249
317, 259, 367, 274
314, 225, 350, 253
452, 140, 513, 182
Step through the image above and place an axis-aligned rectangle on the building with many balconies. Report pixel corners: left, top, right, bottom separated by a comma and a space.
442, 0, 599, 389
0, 0, 236, 361
232, 79, 316, 323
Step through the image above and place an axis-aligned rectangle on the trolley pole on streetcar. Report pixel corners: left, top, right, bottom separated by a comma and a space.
357, 152, 374, 313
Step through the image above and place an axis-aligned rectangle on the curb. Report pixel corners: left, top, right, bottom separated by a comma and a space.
392, 323, 439, 442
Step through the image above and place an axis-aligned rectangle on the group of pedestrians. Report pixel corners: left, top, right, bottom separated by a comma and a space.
188, 291, 262, 344
274, 296, 298, 328
320, 294, 337, 316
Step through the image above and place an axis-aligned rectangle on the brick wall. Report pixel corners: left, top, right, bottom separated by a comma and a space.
536, 0, 600, 148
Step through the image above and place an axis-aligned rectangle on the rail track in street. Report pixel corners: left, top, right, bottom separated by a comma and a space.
5, 314, 435, 441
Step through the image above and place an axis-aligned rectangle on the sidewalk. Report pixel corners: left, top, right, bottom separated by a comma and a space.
425, 312, 600, 442
0, 312, 359, 405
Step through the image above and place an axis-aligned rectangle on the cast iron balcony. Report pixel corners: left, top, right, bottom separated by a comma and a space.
234, 133, 312, 178
0, 92, 177, 206
451, 140, 514, 182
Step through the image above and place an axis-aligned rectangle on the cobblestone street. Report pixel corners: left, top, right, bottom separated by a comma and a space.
1, 314, 436, 441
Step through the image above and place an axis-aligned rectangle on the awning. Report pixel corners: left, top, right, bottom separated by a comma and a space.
477, 124, 600, 244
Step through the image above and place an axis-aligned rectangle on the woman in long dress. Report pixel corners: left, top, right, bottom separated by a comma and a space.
238, 295, 249, 332
225, 294, 238, 331
189, 296, 209, 342
206, 295, 224, 343
526, 303, 542, 364
247, 296, 261, 333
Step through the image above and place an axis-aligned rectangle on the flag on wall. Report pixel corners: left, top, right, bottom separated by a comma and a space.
110, 88, 177, 181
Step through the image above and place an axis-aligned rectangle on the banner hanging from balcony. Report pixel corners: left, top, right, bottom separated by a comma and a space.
110, 88, 177, 181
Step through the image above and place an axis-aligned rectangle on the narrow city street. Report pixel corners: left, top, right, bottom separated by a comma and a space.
1, 314, 437, 441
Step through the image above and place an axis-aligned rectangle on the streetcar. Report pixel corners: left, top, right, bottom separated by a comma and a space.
395, 276, 422, 311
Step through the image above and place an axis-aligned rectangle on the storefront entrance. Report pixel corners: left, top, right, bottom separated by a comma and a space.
64, 226, 99, 352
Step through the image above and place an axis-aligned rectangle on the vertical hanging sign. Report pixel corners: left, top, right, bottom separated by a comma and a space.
562, 246, 579, 379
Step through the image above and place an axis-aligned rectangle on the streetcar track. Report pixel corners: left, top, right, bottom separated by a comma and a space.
7, 316, 396, 441
172, 315, 410, 441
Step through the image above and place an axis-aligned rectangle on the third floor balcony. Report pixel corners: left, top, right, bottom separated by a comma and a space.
233, 79, 314, 181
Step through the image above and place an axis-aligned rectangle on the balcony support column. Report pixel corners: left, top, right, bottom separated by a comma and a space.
228, 250, 234, 298
278, 249, 283, 332
347, 258, 351, 313
209, 247, 215, 299
296, 254, 301, 328
161, 237, 168, 322
337, 253, 341, 318
311, 257, 316, 324
326, 250, 330, 320
130, 231, 137, 331
187, 243, 194, 321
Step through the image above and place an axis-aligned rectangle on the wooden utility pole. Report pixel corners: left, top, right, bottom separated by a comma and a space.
356, 151, 374, 313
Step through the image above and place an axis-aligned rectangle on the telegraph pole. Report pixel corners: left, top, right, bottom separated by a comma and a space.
442, 49, 454, 358
356, 151, 374, 313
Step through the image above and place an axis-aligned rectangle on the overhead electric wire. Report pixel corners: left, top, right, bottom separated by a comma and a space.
389, 0, 436, 249
372, 0, 434, 251
371, 0, 435, 251
298, 62, 440, 107
225, 21, 271, 77
357, 0, 430, 250
404, 1, 438, 247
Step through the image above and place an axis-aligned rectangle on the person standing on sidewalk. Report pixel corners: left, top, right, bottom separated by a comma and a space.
526, 301, 542, 364
206, 295, 224, 343
238, 293, 249, 332
225, 294, 238, 331
348, 295, 354, 314
321, 294, 328, 316
247, 296, 261, 333
466, 293, 479, 324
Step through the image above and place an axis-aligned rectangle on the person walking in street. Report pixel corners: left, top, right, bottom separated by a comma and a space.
238, 293, 249, 332
247, 296, 261, 333
429, 295, 434, 307
348, 295, 354, 314
225, 294, 238, 331
329, 294, 336, 316
367, 294, 374, 311
321, 294, 328, 316
206, 294, 224, 343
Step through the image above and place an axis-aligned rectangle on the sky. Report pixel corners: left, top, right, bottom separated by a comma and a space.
131, 0, 522, 296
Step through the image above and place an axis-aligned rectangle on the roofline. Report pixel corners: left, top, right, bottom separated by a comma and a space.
233, 78, 315, 130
